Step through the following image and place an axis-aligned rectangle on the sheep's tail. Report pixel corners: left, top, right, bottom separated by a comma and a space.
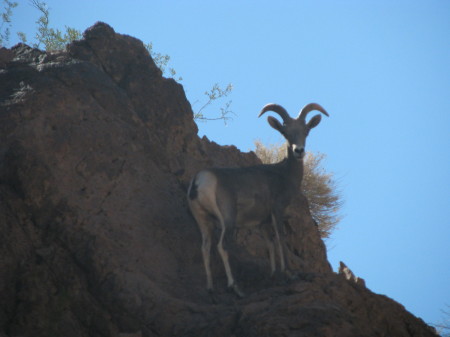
188, 175, 198, 200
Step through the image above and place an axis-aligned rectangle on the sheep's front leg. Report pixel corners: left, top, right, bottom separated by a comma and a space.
261, 224, 276, 274
272, 213, 286, 273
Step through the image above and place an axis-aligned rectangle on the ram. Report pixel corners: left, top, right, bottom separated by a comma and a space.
188, 103, 329, 296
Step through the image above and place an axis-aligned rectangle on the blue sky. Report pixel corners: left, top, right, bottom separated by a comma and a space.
8, 0, 450, 327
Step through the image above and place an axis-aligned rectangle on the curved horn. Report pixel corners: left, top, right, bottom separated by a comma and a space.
258, 103, 291, 123
298, 103, 329, 120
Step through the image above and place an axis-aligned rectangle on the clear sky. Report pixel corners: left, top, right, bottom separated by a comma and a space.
8, 0, 450, 328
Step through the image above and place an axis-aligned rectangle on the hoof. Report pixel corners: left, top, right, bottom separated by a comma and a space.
271, 270, 296, 284
285, 269, 298, 280
229, 284, 245, 298
207, 288, 219, 304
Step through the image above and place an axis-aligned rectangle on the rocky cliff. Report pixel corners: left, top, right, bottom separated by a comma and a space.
0, 22, 437, 337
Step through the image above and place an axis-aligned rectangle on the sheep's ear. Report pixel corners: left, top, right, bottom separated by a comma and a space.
268, 116, 284, 133
307, 114, 322, 129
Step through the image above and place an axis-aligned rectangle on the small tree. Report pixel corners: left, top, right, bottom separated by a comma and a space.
193, 83, 234, 124
144, 42, 182, 81
10, 0, 234, 124
254, 140, 343, 239
434, 304, 450, 337
19, 0, 81, 51
0, 0, 18, 47
144, 42, 234, 124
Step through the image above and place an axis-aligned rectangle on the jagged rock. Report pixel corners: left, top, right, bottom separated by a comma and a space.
0, 22, 437, 337
339, 261, 366, 288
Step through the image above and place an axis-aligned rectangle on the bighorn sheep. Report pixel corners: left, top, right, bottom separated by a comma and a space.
188, 103, 329, 296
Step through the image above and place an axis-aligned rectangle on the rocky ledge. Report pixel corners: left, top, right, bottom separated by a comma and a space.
0, 22, 437, 337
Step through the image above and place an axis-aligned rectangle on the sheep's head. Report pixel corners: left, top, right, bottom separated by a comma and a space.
259, 103, 329, 160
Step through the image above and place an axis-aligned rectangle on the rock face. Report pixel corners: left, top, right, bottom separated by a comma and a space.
0, 23, 437, 337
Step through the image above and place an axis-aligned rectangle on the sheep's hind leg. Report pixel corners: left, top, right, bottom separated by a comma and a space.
217, 220, 245, 298
201, 223, 214, 291
190, 201, 215, 291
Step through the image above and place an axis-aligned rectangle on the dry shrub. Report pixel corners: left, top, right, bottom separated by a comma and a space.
254, 140, 343, 239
